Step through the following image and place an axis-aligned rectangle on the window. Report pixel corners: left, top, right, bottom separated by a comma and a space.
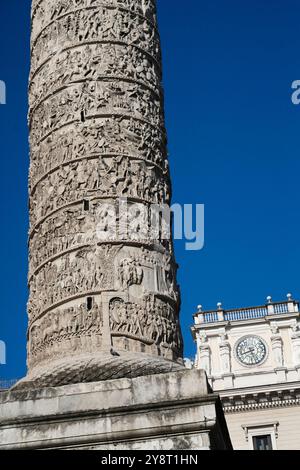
242, 422, 278, 450
253, 434, 273, 450
83, 199, 89, 211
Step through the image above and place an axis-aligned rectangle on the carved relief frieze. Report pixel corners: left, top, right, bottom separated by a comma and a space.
29, 203, 97, 274
28, 245, 121, 323
29, 299, 103, 366
29, 157, 170, 226
29, 118, 167, 189
114, 246, 179, 301
25, 0, 183, 378
31, 6, 160, 74
29, 43, 161, 110
109, 295, 182, 355
30, 81, 162, 144
31, 1, 157, 43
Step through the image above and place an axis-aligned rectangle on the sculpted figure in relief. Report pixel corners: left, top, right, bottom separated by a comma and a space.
24, 0, 183, 387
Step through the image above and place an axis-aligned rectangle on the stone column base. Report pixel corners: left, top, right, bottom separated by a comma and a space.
0, 369, 232, 450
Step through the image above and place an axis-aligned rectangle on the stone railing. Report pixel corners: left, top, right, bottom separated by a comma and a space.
203, 312, 219, 323
195, 298, 299, 325
224, 306, 268, 322
273, 303, 289, 314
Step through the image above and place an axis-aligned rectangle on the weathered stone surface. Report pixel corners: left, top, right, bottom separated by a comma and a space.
21, 0, 185, 389
1, 2, 233, 451
0, 370, 232, 450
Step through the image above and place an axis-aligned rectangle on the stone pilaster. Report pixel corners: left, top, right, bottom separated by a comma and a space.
291, 324, 300, 375
197, 333, 211, 376
219, 334, 232, 374
270, 325, 284, 368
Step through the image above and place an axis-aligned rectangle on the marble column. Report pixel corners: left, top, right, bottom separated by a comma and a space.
17, 0, 184, 389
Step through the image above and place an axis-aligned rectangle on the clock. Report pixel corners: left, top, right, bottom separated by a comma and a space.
235, 335, 267, 366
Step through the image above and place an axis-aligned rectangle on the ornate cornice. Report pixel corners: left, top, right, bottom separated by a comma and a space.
221, 386, 300, 413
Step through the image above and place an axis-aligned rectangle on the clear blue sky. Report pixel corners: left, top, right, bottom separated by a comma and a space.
0, 0, 300, 380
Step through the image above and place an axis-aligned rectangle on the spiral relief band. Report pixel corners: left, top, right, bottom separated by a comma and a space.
16, 0, 184, 390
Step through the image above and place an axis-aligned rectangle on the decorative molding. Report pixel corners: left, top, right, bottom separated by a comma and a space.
242, 421, 279, 441
222, 388, 300, 413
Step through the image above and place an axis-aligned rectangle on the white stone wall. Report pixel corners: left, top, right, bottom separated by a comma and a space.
195, 313, 300, 390
225, 406, 300, 450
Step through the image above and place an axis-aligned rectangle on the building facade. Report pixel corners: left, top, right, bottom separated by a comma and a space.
192, 295, 300, 450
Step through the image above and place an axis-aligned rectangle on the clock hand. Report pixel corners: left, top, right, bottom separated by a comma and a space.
242, 348, 254, 356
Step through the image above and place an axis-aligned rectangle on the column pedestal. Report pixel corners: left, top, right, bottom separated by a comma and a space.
0, 369, 231, 450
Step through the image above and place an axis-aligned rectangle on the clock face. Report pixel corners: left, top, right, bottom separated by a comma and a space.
235, 336, 267, 366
